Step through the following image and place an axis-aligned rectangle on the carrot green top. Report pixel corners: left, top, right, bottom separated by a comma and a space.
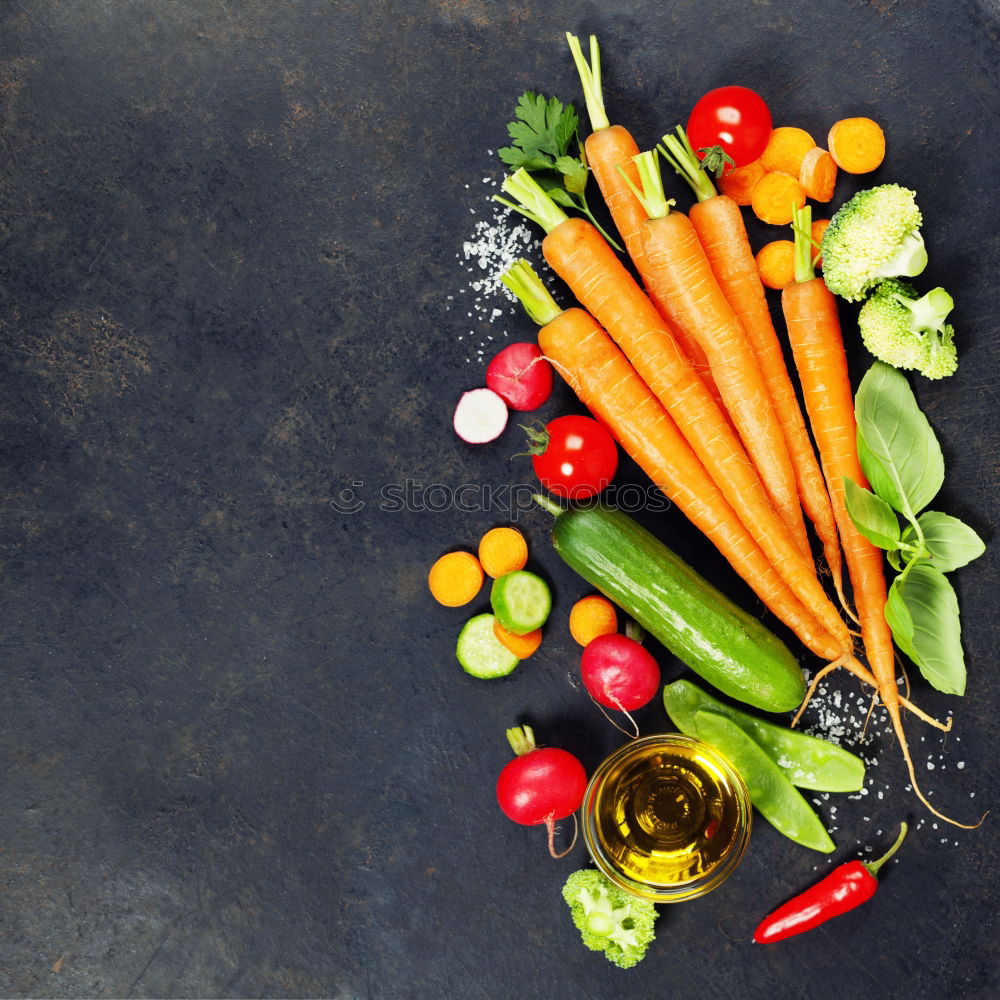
501, 259, 563, 327
791, 203, 816, 284
566, 32, 610, 132
495, 168, 570, 234
618, 150, 674, 221
659, 126, 718, 203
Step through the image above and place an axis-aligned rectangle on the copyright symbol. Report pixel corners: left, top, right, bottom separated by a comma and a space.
330, 480, 365, 514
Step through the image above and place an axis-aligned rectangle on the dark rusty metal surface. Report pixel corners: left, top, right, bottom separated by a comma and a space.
1, 1, 998, 997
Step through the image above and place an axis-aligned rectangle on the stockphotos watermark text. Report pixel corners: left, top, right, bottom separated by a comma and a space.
329, 479, 671, 519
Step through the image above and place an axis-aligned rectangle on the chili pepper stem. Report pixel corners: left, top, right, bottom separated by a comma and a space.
864, 821, 908, 877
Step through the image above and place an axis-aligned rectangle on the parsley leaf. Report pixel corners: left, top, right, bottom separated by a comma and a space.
498, 92, 578, 169
497, 90, 622, 252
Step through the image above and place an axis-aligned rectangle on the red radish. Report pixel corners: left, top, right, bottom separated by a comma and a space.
496, 724, 587, 858
581, 633, 661, 735
486, 342, 553, 411
453, 387, 508, 443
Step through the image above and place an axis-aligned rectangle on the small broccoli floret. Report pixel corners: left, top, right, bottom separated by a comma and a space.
858, 279, 958, 379
561, 869, 657, 969
821, 184, 928, 301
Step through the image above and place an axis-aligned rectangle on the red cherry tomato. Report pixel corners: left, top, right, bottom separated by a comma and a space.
687, 85, 772, 171
529, 415, 618, 500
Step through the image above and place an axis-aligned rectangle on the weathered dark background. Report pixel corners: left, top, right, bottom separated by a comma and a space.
2, 1, 998, 997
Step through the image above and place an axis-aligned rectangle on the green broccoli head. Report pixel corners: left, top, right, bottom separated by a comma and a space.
821, 184, 928, 301
562, 869, 657, 969
858, 279, 957, 379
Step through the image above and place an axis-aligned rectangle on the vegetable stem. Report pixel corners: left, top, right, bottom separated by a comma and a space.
565, 33, 610, 132
501, 259, 563, 326
864, 821, 908, 876
505, 725, 537, 756
533, 493, 564, 517
658, 126, 718, 203
496, 168, 569, 234
791, 203, 815, 283
620, 150, 673, 220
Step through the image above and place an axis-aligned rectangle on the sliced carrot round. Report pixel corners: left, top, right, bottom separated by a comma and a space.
428, 551, 484, 607
755, 240, 796, 291
718, 158, 766, 206
568, 595, 618, 647
799, 146, 837, 203
828, 117, 885, 174
492, 620, 542, 658
478, 526, 528, 578
751, 171, 807, 226
760, 127, 816, 176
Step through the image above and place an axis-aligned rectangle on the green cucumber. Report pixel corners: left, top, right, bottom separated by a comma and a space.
536, 498, 805, 712
456, 614, 520, 678
490, 570, 551, 635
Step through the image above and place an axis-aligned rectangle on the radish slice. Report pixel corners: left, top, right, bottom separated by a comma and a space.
454, 388, 509, 444
486, 342, 554, 411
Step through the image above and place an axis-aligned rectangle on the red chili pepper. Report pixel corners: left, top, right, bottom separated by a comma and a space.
753, 823, 908, 944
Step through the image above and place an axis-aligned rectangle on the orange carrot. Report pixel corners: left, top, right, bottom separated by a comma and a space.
827, 117, 885, 174
497, 171, 852, 655
751, 171, 807, 226
478, 526, 528, 578
568, 595, 618, 647
565, 33, 721, 403
799, 146, 838, 202
627, 155, 811, 561
660, 128, 847, 611
428, 551, 484, 607
755, 240, 796, 290
493, 621, 542, 658
717, 157, 765, 206
760, 126, 815, 176
500, 257, 843, 660
781, 204, 976, 828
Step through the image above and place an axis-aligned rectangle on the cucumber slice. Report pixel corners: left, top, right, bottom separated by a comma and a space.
490, 570, 552, 635
456, 614, 520, 679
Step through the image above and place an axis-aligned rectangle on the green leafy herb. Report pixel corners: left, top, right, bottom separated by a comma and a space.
498, 90, 622, 251
843, 477, 901, 551
847, 362, 983, 696
902, 511, 985, 573
855, 360, 944, 517
889, 564, 966, 696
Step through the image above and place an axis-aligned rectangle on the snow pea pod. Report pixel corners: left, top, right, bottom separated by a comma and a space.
663, 679, 865, 792
693, 710, 835, 854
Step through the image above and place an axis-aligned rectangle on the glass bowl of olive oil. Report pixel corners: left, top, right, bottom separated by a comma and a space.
581, 733, 752, 903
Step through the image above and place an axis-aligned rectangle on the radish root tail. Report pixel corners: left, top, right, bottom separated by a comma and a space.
591, 695, 640, 740
545, 812, 579, 858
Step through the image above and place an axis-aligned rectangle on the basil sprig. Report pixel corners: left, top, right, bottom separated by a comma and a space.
845, 362, 985, 696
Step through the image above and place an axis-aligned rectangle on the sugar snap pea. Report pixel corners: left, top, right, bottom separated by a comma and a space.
663, 679, 865, 792
693, 710, 835, 854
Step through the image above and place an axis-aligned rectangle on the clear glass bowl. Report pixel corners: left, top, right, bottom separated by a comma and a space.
581, 733, 752, 903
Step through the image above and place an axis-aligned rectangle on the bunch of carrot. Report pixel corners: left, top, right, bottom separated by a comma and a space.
493, 33, 976, 828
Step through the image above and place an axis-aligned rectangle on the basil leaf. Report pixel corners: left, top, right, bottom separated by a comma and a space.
855, 362, 944, 516
902, 512, 986, 572
887, 548, 905, 572
896, 563, 967, 696
885, 576, 916, 656
857, 431, 902, 511
843, 476, 901, 550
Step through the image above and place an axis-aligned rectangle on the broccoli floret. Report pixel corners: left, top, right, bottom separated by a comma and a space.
561, 869, 657, 969
821, 184, 928, 301
858, 279, 958, 379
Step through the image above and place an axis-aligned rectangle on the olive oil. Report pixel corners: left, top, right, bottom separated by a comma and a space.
582, 734, 751, 902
